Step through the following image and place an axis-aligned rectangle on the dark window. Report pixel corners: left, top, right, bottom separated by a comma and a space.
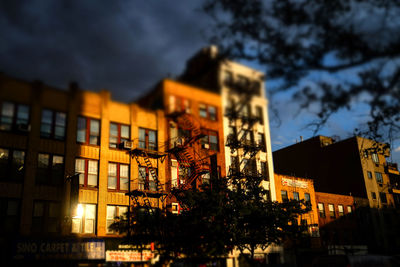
36, 153, 64, 186
242, 130, 254, 146
109, 123, 130, 148
108, 163, 129, 191
293, 192, 300, 201
304, 193, 311, 206
77, 117, 100, 145
0, 148, 25, 181
40, 109, 66, 140
32, 201, 60, 234
201, 130, 219, 151
0, 198, 20, 234
138, 166, 157, 191
281, 190, 288, 202
371, 192, 377, 199
367, 171, 372, 179
380, 192, 387, 204
106, 205, 127, 234
0, 102, 30, 132
257, 133, 266, 152
255, 106, 264, 125
75, 159, 98, 188
318, 203, 325, 218
260, 161, 268, 180
375, 172, 383, 183
223, 71, 233, 85
328, 204, 335, 218
139, 128, 157, 151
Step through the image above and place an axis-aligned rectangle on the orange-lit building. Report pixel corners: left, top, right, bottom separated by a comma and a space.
274, 173, 319, 238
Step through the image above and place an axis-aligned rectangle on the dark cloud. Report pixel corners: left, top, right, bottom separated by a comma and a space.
0, 0, 209, 101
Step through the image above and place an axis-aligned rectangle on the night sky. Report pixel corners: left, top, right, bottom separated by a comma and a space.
1, 0, 399, 164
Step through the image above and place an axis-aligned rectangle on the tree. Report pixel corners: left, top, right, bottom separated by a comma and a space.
111, 174, 309, 265
203, 0, 400, 140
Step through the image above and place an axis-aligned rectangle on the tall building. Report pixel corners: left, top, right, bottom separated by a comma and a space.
180, 46, 276, 200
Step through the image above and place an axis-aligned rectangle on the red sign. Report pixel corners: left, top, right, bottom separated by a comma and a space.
106, 250, 154, 262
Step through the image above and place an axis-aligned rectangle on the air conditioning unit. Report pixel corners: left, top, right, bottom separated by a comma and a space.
121, 141, 133, 150
202, 143, 210, 149
17, 124, 30, 132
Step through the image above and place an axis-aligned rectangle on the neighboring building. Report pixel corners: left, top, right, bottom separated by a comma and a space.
273, 136, 395, 208
274, 173, 319, 238
0, 74, 168, 264
180, 46, 276, 200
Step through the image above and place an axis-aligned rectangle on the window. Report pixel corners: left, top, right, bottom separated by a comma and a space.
202, 170, 211, 185
223, 70, 233, 85
0, 198, 19, 234
255, 106, 264, 125
0, 148, 25, 181
32, 201, 60, 234
304, 193, 311, 206
375, 172, 383, 183
367, 171, 372, 179
40, 109, 66, 140
347, 206, 352, 213
338, 205, 344, 216
257, 133, 266, 152
171, 160, 178, 188
201, 130, 219, 151
371, 192, 377, 200
71, 204, 96, 234
139, 128, 157, 151
109, 123, 130, 148
169, 95, 191, 113
75, 159, 98, 188
0, 102, 30, 132
281, 190, 288, 202
293, 192, 300, 201
328, 204, 335, 218
372, 153, 379, 164
318, 203, 325, 218
76, 117, 100, 145
199, 104, 217, 121
260, 161, 268, 180
380, 192, 387, 204
106, 205, 127, 234
36, 153, 64, 185
108, 163, 129, 191
243, 130, 254, 146
138, 166, 158, 191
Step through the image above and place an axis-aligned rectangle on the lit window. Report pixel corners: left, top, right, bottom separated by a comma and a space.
318, 203, 325, 218
328, 204, 335, 218
0, 198, 19, 234
281, 190, 288, 202
375, 172, 383, 183
138, 166, 158, 191
109, 123, 130, 148
40, 109, 66, 140
36, 153, 64, 185
139, 128, 157, 151
347, 206, 352, 213
171, 160, 178, 188
293, 192, 300, 201
0, 102, 30, 132
75, 159, 98, 188
108, 163, 129, 191
71, 204, 96, 234
76, 117, 100, 145
338, 205, 344, 216
201, 130, 219, 151
32, 201, 60, 234
0, 148, 25, 181
202, 170, 210, 185
106, 205, 127, 234
372, 153, 379, 164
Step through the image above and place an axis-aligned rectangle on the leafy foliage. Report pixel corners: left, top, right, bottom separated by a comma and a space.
203, 0, 400, 140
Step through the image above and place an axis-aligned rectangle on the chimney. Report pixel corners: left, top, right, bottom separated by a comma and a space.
300, 136, 303, 142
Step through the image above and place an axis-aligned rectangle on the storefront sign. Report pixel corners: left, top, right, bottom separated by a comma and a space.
282, 178, 308, 189
106, 250, 154, 262
13, 238, 105, 260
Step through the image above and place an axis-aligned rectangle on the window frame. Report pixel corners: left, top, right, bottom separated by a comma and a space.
318, 203, 325, 218
0, 198, 20, 234
201, 129, 219, 151
371, 153, 379, 164
328, 204, 335, 218
31, 201, 61, 234
281, 190, 288, 202
138, 128, 157, 151
0, 101, 30, 132
293, 192, 300, 201
106, 205, 128, 234
107, 162, 129, 192
76, 117, 100, 146
0, 148, 25, 181
338, 204, 344, 216
375, 172, 383, 183
40, 109, 67, 140
109, 122, 130, 149
367, 171, 372, 179
199, 103, 217, 121
138, 166, 158, 191
75, 158, 99, 189
71, 203, 97, 234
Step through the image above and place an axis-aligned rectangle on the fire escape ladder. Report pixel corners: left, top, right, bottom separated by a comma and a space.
142, 192, 154, 214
